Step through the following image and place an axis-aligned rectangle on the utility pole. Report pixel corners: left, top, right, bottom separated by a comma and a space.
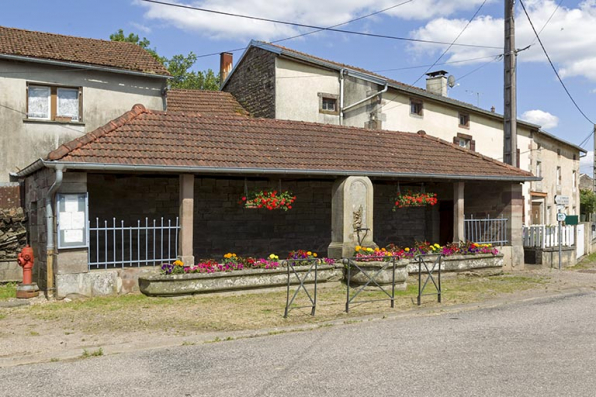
504, 0, 517, 166
593, 124, 596, 193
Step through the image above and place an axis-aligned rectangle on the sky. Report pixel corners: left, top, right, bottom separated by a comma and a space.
2, 0, 596, 174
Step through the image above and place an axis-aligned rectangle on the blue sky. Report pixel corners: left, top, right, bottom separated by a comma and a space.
2, 0, 595, 173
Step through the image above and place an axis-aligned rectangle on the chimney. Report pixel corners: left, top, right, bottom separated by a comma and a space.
425, 70, 448, 96
491, 106, 496, 113
220, 52, 233, 86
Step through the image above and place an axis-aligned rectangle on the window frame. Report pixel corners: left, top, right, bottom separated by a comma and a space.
458, 112, 470, 128
453, 132, 475, 151
410, 98, 423, 117
318, 92, 339, 115
26, 82, 83, 123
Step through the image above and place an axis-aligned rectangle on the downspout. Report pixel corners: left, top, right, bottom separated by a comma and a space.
45, 165, 64, 298
339, 69, 346, 126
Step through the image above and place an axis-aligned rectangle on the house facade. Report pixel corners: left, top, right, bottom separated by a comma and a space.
222, 41, 585, 226
18, 104, 536, 297
0, 26, 170, 184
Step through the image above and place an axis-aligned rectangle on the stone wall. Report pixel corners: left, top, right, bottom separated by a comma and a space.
0, 184, 21, 208
223, 47, 276, 119
24, 167, 53, 291
194, 177, 332, 258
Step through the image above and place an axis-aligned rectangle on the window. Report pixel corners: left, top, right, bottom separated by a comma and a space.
322, 97, 337, 112
453, 133, 475, 151
27, 84, 82, 122
318, 93, 339, 115
573, 170, 577, 189
410, 99, 423, 116
458, 113, 470, 128
557, 166, 561, 185
536, 161, 542, 178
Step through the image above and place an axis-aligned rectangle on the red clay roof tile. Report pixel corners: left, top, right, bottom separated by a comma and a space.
166, 89, 249, 116
0, 26, 169, 76
45, 105, 535, 181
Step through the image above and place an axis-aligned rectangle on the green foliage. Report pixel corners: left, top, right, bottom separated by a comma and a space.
580, 189, 596, 215
110, 29, 220, 90
0, 282, 16, 301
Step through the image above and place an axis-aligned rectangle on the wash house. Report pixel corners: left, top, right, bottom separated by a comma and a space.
18, 105, 537, 297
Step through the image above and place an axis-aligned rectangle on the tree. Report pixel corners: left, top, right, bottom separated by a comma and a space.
110, 29, 220, 90
580, 189, 596, 218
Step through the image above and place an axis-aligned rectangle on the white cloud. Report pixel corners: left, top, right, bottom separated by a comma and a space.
521, 109, 559, 129
580, 150, 593, 177
409, 0, 596, 82
135, 0, 494, 41
130, 22, 152, 34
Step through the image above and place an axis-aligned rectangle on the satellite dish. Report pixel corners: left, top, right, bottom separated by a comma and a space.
448, 75, 456, 88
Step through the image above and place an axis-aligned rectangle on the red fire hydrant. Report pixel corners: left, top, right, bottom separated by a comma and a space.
16, 245, 39, 299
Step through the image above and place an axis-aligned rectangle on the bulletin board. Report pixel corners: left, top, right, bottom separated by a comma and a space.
57, 193, 88, 249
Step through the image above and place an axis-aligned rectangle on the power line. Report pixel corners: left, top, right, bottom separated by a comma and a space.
457, 54, 502, 82
193, 0, 416, 59
0, 103, 86, 136
525, 0, 565, 48
140, 0, 502, 50
519, 0, 594, 125
411, 0, 488, 85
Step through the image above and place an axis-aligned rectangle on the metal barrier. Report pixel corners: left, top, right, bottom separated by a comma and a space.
283, 258, 319, 318
416, 254, 442, 305
464, 215, 508, 245
343, 256, 398, 313
88, 217, 180, 270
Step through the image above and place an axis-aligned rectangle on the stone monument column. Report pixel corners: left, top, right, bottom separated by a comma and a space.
328, 176, 376, 258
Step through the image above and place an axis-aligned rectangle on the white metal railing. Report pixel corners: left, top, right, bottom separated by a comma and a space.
464, 215, 508, 245
88, 217, 180, 270
522, 224, 575, 248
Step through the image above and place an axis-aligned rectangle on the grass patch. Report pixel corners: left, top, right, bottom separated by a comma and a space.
80, 347, 103, 358
569, 253, 596, 270
0, 283, 17, 301
7, 272, 550, 338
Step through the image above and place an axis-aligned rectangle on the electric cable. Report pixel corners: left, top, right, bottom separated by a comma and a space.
140, 0, 502, 50
519, 0, 595, 125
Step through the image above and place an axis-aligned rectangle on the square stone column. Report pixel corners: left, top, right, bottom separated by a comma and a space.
453, 181, 465, 242
501, 182, 524, 269
328, 176, 376, 258
178, 174, 195, 266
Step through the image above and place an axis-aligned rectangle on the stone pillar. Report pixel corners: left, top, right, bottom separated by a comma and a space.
453, 182, 465, 242
328, 176, 375, 258
178, 174, 195, 266
501, 182, 524, 269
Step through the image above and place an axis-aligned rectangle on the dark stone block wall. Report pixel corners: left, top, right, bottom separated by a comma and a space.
193, 177, 332, 259
223, 47, 276, 119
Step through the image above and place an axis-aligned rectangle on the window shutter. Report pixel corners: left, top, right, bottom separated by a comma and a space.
453, 137, 460, 145
470, 140, 476, 152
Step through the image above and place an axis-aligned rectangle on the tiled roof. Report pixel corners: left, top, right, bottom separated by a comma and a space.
0, 26, 169, 76
45, 104, 535, 181
167, 89, 249, 116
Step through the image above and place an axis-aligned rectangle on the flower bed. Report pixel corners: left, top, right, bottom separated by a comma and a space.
140, 250, 340, 297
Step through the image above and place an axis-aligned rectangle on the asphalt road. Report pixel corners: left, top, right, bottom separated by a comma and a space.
1, 291, 596, 397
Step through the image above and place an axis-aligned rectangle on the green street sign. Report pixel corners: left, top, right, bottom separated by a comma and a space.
565, 215, 579, 225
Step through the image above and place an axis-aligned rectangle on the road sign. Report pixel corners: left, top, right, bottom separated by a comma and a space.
565, 215, 579, 225
557, 213, 566, 222
555, 195, 569, 205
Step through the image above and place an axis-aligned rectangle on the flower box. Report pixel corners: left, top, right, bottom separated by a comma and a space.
139, 264, 342, 297
405, 253, 504, 274
347, 260, 409, 290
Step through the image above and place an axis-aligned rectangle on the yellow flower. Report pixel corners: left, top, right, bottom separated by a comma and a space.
174, 260, 184, 266
385, 251, 391, 256
307, 251, 312, 256
381, 248, 386, 252
355, 246, 361, 252
405, 247, 410, 252
434, 243, 440, 248
224, 253, 232, 259
269, 254, 279, 260
367, 247, 373, 252
313, 253, 318, 257
374, 247, 380, 252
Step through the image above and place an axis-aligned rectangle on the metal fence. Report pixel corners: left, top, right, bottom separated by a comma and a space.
464, 215, 508, 245
88, 217, 180, 270
522, 224, 575, 248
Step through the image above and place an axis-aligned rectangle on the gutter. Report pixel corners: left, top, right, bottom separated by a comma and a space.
22, 160, 540, 182
0, 54, 172, 80
45, 165, 64, 298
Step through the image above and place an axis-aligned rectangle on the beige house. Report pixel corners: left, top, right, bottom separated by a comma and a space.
0, 26, 170, 184
222, 41, 585, 226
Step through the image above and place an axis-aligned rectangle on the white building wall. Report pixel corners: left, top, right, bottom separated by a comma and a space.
0, 59, 167, 182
